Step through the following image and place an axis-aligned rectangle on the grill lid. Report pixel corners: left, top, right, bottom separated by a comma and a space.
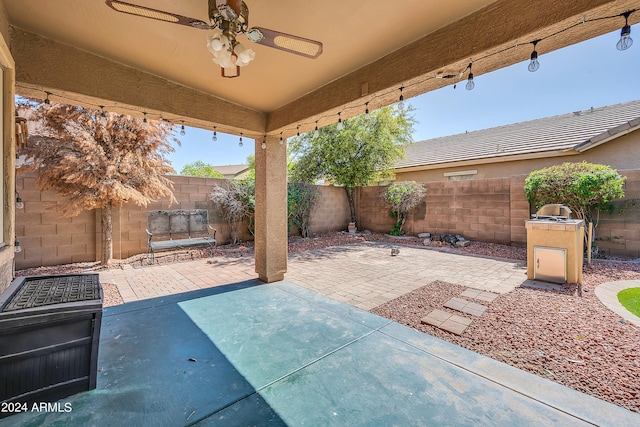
533, 204, 572, 220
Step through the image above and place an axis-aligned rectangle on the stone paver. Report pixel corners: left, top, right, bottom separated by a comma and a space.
421, 309, 472, 335
100, 242, 528, 310
460, 288, 500, 302
443, 297, 488, 316
594, 280, 640, 327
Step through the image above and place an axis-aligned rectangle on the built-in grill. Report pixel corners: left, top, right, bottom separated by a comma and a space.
525, 204, 584, 285
531, 203, 572, 221
0, 274, 103, 414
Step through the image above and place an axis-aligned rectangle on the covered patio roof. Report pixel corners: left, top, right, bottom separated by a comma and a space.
5, 0, 639, 138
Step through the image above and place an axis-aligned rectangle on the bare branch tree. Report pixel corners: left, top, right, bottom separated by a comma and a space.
19, 102, 177, 266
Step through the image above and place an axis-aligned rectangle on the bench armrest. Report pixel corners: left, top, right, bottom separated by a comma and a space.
146, 229, 153, 242
208, 225, 217, 240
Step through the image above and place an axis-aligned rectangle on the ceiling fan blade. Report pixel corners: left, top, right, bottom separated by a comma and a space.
105, 0, 211, 30
248, 27, 322, 59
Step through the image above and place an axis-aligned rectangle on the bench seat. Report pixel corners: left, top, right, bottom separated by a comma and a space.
146, 209, 216, 263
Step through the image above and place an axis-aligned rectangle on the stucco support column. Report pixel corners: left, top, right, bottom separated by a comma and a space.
254, 135, 287, 282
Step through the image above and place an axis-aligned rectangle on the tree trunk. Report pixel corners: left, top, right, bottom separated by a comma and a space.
101, 201, 113, 266
345, 187, 357, 224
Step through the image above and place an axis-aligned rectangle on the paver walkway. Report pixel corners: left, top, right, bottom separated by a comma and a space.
100, 242, 529, 309
595, 280, 640, 326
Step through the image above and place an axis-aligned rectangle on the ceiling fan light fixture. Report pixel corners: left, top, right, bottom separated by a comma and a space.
246, 28, 264, 42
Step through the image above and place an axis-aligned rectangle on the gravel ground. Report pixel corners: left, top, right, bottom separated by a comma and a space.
372, 262, 640, 413
14, 232, 640, 412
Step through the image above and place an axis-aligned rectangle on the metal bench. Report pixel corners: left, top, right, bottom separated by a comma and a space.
146, 209, 216, 263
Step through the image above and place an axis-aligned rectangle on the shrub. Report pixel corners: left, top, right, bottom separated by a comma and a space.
288, 183, 319, 238
383, 181, 426, 235
524, 161, 625, 252
210, 179, 255, 244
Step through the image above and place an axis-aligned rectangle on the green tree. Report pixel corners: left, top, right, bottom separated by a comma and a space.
524, 161, 625, 246
180, 160, 224, 178
289, 104, 414, 226
245, 154, 255, 180
19, 102, 176, 266
384, 181, 426, 235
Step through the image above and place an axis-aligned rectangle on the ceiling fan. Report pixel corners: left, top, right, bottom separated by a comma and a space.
105, 0, 323, 78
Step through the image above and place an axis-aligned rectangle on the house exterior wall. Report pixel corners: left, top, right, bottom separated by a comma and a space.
395, 130, 640, 182
0, 5, 16, 293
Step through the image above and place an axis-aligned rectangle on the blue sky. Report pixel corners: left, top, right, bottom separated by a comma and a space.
168, 28, 640, 173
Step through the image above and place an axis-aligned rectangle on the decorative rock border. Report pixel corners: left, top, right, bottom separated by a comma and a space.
594, 280, 640, 327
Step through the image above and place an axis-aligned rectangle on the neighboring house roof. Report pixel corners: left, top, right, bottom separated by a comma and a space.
212, 164, 250, 179
397, 100, 640, 170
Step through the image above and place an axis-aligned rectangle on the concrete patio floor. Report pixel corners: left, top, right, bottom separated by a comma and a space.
3, 279, 639, 426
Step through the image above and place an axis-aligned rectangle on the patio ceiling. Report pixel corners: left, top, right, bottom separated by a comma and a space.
5, 0, 639, 137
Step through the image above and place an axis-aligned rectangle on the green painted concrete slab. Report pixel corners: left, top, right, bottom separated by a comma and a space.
178, 283, 383, 389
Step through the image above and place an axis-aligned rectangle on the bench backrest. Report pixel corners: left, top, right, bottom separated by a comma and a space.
148, 209, 211, 240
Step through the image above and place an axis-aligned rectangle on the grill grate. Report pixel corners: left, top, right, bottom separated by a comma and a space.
2, 275, 101, 312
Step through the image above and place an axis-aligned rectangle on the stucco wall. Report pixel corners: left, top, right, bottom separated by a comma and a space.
395, 130, 640, 183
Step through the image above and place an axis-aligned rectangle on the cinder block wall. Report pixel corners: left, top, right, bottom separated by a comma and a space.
15, 175, 96, 269
15, 170, 640, 269
15, 175, 352, 269
356, 177, 531, 245
595, 169, 640, 258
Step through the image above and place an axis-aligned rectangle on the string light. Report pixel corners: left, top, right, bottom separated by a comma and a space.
336, 112, 343, 130
261, 135, 267, 149
180, 120, 186, 136
398, 86, 405, 109
617, 11, 633, 51
20, 8, 636, 143
142, 112, 148, 129
280, 132, 284, 144
212, 126, 217, 142
239, 132, 243, 147
365, 102, 370, 117
14, 239, 21, 253
43, 91, 51, 110
314, 121, 319, 138
528, 40, 540, 72
98, 106, 107, 125
465, 63, 475, 91
15, 191, 24, 210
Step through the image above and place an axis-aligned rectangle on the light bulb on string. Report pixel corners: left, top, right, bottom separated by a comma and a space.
528, 40, 540, 72
142, 112, 148, 129
616, 11, 633, 51
239, 133, 243, 147
280, 132, 284, 144
99, 106, 107, 126
261, 135, 267, 149
212, 126, 217, 142
180, 121, 186, 136
398, 86, 405, 109
43, 91, 51, 110
337, 112, 343, 131
465, 63, 475, 91
14, 239, 21, 254
314, 121, 319, 138
365, 102, 370, 120
15, 192, 24, 210
296, 126, 300, 137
